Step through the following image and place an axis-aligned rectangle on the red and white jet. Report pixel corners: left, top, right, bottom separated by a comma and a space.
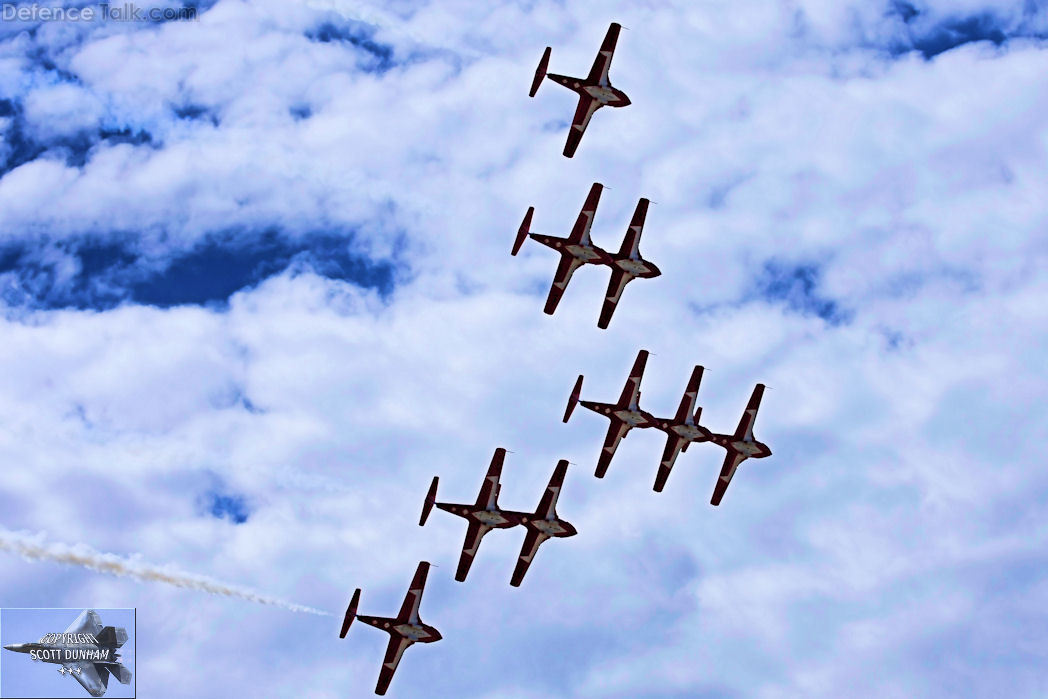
651, 365, 713, 492
513, 183, 660, 328
419, 448, 520, 582
598, 197, 661, 329
509, 458, 577, 587
420, 449, 577, 586
513, 181, 612, 317
339, 561, 442, 696
706, 384, 773, 506
530, 22, 631, 157
563, 349, 657, 478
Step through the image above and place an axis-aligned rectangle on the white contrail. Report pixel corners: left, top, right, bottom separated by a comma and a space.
0, 528, 330, 617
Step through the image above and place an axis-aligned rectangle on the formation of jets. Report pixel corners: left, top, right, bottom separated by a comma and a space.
512, 181, 661, 328
341, 21, 775, 695
564, 350, 772, 504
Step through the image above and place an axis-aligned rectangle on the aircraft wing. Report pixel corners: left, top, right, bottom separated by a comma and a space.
711, 450, 746, 506
475, 448, 505, 509
455, 521, 492, 582
594, 418, 630, 478
616, 198, 649, 258
733, 383, 766, 441
543, 255, 584, 315
535, 460, 568, 519
395, 561, 430, 624
586, 22, 621, 86
654, 434, 687, 492
510, 529, 551, 587
616, 349, 649, 406
598, 268, 631, 329
375, 635, 414, 696
64, 610, 103, 636
70, 662, 109, 698
563, 95, 601, 158
674, 366, 705, 422
567, 181, 603, 245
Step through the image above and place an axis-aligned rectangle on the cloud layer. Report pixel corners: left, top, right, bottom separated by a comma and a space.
1, 0, 1047, 697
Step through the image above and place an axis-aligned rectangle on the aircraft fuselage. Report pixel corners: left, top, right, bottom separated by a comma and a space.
582, 400, 656, 428
436, 503, 517, 529
710, 433, 772, 459
614, 257, 661, 278
548, 74, 631, 108
530, 233, 612, 264
668, 422, 711, 442
358, 616, 442, 643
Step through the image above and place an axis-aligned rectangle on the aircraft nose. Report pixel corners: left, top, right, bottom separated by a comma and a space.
430, 628, 443, 641
620, 94, 632, 106
564, 522, 578, 537
4, 643, 25, 652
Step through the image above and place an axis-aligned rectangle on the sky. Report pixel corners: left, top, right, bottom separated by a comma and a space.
1, 608, 135, 698
0, 0, 1046, 697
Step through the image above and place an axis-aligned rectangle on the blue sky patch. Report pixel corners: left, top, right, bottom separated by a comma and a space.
305, 20, 397, 73
754, 261, 850, 325
886, 5, 1048, 59
0, 231, 400, 310
204, 490, 250, 524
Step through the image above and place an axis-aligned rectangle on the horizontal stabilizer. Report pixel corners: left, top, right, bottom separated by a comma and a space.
420, 477, 438, 526
512, 206, 534, 256
564, 375, 583, 422
110, 662, 132, 685
530, 46, 551, 97
340, 589, 360, 638
95, 626, 127, 648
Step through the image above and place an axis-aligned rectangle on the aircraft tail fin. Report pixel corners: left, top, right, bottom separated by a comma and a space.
512, 207, 534, 256
530, 47, 551, 97
95, 626, 127, 648
563, 375, 583, 422
420, 477, 438, 526
340, 589, 360, 638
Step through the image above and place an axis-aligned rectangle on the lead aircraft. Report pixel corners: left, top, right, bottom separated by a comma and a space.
339, 561, 442, 696
530, 22, 631, 157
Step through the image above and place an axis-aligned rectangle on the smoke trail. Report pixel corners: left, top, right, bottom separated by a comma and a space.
0, 528, 330, 617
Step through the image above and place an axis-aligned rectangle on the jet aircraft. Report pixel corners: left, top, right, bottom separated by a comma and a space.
564, 349, 657, 478
598, 197, 661, 329
509, 458, 577, 587
339, 561, 442, 696
513, 182, 612, 317
651, 365, 712, 492
706, 384, 772, 505
419, 448, 520, 582
421, 449, 577, 586
2, 609, 132, 697
530, 22, 631, 157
